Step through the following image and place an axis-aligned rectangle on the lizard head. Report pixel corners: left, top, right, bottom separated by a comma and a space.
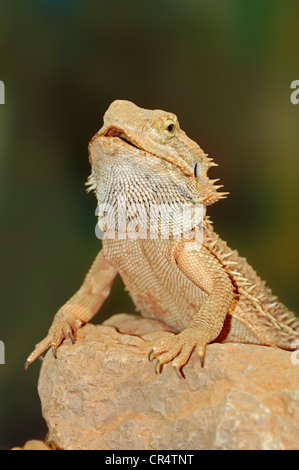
87, 100, 227, 237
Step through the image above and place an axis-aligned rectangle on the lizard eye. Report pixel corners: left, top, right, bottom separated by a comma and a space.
164, 120, 176, 134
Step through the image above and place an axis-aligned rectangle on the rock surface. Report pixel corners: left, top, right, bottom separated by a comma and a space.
38, 314, 299, 450
11, 440, 50, 450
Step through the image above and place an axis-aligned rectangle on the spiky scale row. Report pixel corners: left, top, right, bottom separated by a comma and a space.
203, 216, 299, 347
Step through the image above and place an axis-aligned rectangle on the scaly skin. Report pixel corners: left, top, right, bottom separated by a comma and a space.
25, 100, 299, 377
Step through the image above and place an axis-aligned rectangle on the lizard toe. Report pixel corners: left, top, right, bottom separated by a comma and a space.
155, 343, 183, 365
25, 319, 81, 369
147, 337, 175, 361
171, 344, 195, 372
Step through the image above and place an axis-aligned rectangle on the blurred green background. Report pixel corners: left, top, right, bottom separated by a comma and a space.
0, 0, 298, 450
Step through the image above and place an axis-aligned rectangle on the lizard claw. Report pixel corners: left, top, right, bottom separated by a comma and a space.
173, 365, 185, 379
196, 343, 206, 368
24, 355, 43, 370
155, 359, 163, 375
51, 344, 57, 359
68, 331, 75, 344
148, 348, 155, 362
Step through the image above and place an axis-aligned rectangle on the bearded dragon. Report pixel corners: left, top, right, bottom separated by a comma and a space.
25, 100, 299, 377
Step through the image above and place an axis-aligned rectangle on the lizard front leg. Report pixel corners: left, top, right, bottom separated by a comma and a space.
149, 241, 234, 377
25, 249, 117, 369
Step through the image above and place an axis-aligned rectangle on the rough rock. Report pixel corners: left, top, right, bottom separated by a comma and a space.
11, 440, 50, 450
38, 314, 299, 450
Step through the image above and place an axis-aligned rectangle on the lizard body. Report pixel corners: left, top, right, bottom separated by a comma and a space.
25, 100, 299, 376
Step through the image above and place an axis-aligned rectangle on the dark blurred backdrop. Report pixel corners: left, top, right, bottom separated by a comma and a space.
0, 0, 298, 449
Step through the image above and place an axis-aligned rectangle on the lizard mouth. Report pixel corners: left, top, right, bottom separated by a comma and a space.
103, 127, 140, 150
97, 125, 193, 179
101, 126, 193, 176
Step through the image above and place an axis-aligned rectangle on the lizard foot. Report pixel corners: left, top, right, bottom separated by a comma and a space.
148, 329, 207, 378
24, 314, 83, 370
